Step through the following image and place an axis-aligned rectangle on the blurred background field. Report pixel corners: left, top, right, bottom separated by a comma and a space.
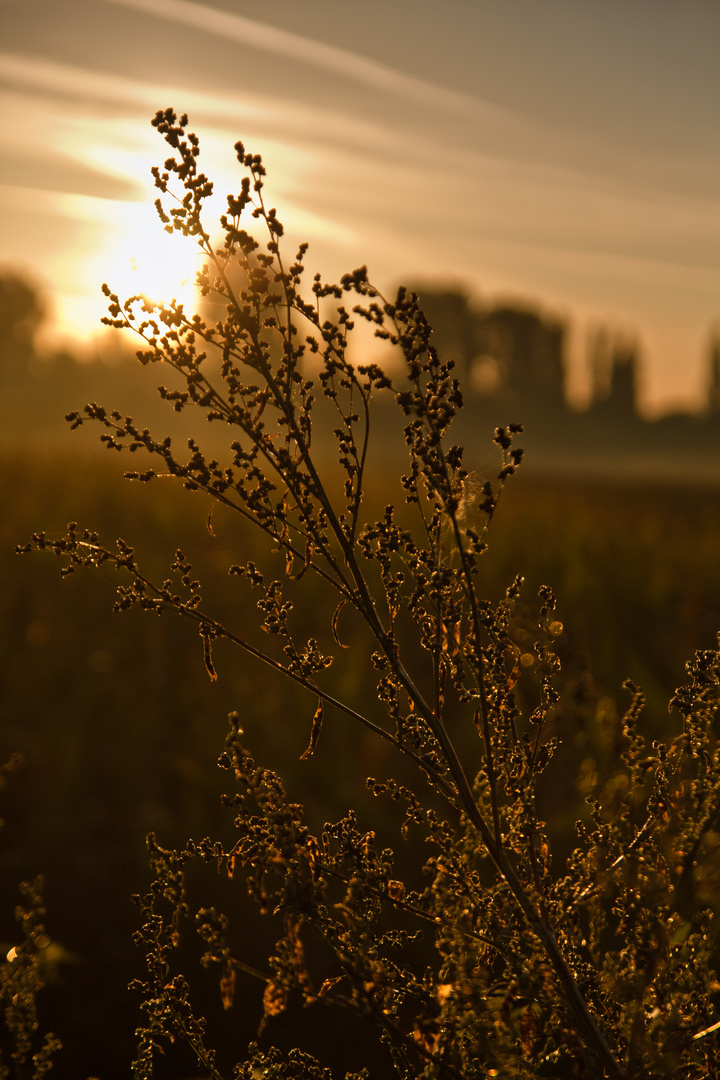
2, 436, 719, 1076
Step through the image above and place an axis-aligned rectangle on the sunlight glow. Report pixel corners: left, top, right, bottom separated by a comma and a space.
107, 205, 204, 312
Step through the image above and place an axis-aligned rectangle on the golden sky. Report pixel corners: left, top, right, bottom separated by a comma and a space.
1, 0, 718, 414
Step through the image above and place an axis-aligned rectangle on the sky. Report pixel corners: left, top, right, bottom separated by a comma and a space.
0, 0, 718, 415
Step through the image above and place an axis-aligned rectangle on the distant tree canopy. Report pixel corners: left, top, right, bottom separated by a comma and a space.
709, 333, 720, 415
0, 273, 46, 371
411, 288, 566, 416
412, 286, 720, 427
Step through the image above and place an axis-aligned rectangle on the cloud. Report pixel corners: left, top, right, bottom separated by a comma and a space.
0, 54, 365, 243
0, 50, 268, 119
0, 182, 141, 224
3, 47, 716, 295
0, 49, 450, 168
98, 0, 506, 120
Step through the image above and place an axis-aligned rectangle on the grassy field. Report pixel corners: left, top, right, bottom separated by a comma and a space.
2, 447, 719, 1076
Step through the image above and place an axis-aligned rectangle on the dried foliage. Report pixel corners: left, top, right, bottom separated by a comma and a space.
0, 866, 62, 1080
16, 111, 720, 1078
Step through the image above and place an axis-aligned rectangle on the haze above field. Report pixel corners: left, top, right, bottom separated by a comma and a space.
0, 0, 718, 415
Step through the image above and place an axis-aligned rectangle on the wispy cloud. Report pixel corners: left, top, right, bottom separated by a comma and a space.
0, 56, 360, 246
0, 50, 452, 175
3, 45, 716, 279
0, 51, 269, 120
98, 0, 508, 121
0, 183, 141, 225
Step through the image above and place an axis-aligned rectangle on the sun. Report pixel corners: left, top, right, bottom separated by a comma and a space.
106, 203, 205, 313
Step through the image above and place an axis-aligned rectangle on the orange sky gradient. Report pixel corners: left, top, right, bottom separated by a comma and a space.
0, 0, 718, 416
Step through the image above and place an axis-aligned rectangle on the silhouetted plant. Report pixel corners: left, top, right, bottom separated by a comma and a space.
0, 778, 62, 1080
18, 111, 720, 1079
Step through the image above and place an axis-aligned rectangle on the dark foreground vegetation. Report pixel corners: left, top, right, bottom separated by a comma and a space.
2, 112, 720, 1079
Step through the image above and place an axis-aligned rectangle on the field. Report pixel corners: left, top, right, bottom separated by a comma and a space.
2, 446, 720, 1077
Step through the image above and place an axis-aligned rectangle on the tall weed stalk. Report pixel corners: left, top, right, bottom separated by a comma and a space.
18, 111, 720, 1079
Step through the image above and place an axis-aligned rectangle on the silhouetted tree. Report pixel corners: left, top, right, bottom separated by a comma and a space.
0, 274, 45, 379
476, 305, 566, 411
411, 288, 567, 415
707, 333, 720, 416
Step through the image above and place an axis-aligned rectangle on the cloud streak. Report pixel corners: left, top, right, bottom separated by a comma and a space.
98, 0, 507, 120
3, 45, 716, 282
0, 183, 142, 225
0, 51, 268, 120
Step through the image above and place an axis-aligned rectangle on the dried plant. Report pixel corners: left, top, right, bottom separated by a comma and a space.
0, 861, 62, 1080
18, 110, 720, 1079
